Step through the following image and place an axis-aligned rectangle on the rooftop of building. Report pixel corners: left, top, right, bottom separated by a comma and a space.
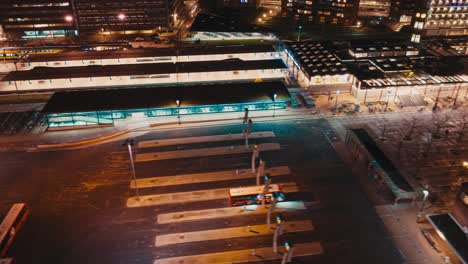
42, 81, 290, 113
16, 44, 276, 63
190, 13, 273, 33
286, 42, 349, 77
348, 41, 419, 53
3, 58, 287, 81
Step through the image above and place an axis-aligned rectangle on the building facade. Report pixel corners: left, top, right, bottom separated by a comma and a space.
0, 0, 77, 39
411, 0, 468, 41
286, 0, 360, 25
358, 0, 391, 17
217, 0, 259, 9
0, 0, 184, 39
390, 0, 416, 23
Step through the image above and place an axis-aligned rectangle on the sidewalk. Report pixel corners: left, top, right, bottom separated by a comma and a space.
130, 166, 290, 188
135, 143, 280, 162
155, 220, 314, 247
157, 201, 309, 224
153, 242, 323, 264
375, 204, 444, 264
126, 182, 299, 208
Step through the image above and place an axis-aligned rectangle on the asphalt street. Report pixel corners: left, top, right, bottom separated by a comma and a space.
0, 119, 403, 263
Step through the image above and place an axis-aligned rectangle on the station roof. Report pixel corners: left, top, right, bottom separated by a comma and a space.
21, 44, 276, 62
359, 73, 467, 89
42, 81, 291, 113
352, 128, 414, 193
190, 13, 272, 33
286, 42, 349, 78
349, 42, 418, 53
4, 59, 286, 81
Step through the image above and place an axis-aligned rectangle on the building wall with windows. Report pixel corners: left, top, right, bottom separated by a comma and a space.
0, 0, 77, 39
411, 0, 468, 39
217, 0, 259, 9
358, 0, 391, 17
0, 0, 184, 39
74, 0, 182, 33
287, 0, 359, 25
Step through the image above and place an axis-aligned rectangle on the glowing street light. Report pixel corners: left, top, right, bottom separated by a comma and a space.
64, 15, 73, 22
263, 13, 267, 18
417, 189, 429, 222
117, 13, 126, 21
463, 161, 468, 168
297, 25, 302, 42
258, 18, 263, 22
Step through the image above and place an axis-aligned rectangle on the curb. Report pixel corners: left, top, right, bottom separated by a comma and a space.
35, 130, 129, 149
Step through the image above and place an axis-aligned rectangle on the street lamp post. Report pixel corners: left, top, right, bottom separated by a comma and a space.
118, 13, 126, 38
124, 138, 140, 200
385, 90, 391, 112
251, 144, 259, 173
417, 189, 429, 222
297, 26, 302, 42
267, 196, 277, 228
273, 93, 277, 118
334, 90, 340, 113
176, 99, 181, 125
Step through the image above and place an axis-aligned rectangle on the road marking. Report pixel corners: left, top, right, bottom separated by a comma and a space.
157, 201, 308, 224
155, 220, 314, 247
138, 131, 275, 148
153, 241, 323, 264
136, 143, 280, 162
126, 182, 299, 208
130, 166, 290, 188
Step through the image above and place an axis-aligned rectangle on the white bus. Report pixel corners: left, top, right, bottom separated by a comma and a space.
0, 204, 29, 257
228, 184, 285, 206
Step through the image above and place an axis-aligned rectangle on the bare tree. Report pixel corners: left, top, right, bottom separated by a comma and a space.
376, 117, 390, 142
457, 111, 468, 143
403, 116, 419, 141
431, 113, 450, 139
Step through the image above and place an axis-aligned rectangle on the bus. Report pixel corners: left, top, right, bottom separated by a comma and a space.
228, 184, 285, 206
0, 204, 29, 257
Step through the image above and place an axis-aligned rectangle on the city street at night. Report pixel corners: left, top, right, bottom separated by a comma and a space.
0, 119, 405, 263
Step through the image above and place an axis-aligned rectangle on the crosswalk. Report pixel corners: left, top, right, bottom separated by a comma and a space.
124, 130, 323, 263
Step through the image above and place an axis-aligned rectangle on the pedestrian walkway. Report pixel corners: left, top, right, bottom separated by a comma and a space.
153, 242, 323, 264
137, 131, 275, 148
130, 166, 291, 188
155, 220, 314, 247
135, 143, 280, 162
126, 182, 299, 208
157, 201, 308, 224
375, 204, 444, 264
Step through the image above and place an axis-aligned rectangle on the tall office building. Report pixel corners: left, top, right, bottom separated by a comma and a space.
0, 0, 185, 39
390, 0, 416, 23
287, 0, 360, 25
0, 0, 77, 39
217, 0, 259, 9
411, 0, 468, 41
